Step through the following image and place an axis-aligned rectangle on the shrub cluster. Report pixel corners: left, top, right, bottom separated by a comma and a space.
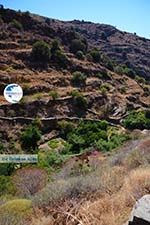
122, 110, 150, 130
58, 120, 130, 154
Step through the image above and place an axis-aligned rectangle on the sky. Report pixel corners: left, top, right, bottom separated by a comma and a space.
1, 0, 150, 38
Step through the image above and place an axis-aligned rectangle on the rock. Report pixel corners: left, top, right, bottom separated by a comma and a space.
126, 195, 150, 225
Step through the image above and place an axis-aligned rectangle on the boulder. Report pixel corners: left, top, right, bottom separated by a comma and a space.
126, 195, 150, 225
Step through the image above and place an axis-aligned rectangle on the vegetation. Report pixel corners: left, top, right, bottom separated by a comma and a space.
12, 168, 47, 197
0, 199, 32, 225
49, 90, 59, 100
10, 19, 23, 30
20, 121, 41, 152
31, 40, 51, 62
123, 110, 150, 130
114, 65, 135, 78
58, 120, 130, 154
90, 49, 101, 63
76, 50, 85, 60
70, 39, 87, 54
135, 75, 146, 84
71, 71, 87, 86
51, 40, 69, 68
71, 91, 87, 110
0, 176, 16, 195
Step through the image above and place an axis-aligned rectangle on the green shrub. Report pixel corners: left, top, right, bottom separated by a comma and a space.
0, 176, 16, 195
70, 39, 87, 54
90, 49, 101, 63
76, 50, 85, 60
52, 50, 69, 68
31, 40, 51, 62
58, 120, 75, 139
122, 110, 150, 130
114, 65, 135, 78
120, 86, 126, 94
71, 71, 87, 86
96, 70, 111, 80
99, 83, 110, 95
0, 164, 15, 176
135, 75, 146, 84
49, 90, 59, 100
10, 19, 23, 30
38, 150, 66, 170
73, 92, 87, 110
20, 121, 41, 152
58, 120, 129, 154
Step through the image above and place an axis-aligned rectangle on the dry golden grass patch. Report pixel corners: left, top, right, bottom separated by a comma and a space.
76, 167, 150, 225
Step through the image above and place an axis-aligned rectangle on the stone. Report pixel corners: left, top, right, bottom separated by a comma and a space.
127, 195, 150, 225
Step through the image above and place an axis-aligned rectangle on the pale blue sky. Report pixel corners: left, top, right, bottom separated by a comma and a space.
1, 0, 150, 38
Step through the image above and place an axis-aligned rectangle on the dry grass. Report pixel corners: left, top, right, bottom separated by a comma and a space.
31, 137, 150, 225
76, 167, 150, 225
31, 166, 150, 225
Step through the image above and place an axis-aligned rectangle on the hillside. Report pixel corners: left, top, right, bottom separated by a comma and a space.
0, 7, 150, 225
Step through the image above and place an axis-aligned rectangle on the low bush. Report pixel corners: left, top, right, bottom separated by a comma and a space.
135, 75, 146, 84
31, 40, 51, 63
72, 92, 87, 110
114, 65, 135, 78
76, 50, 85, 60
70, 39, 87, 54
71, 71, 87, 86
90, 49, 101, 63
52, 50, 69, 69
49, 90, 59, 100
0, 176, 16, 195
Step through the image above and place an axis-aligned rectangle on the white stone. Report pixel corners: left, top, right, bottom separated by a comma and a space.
129, 195, 150, 222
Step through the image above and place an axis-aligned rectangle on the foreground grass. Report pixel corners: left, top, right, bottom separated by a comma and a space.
0, 136, 149, 225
